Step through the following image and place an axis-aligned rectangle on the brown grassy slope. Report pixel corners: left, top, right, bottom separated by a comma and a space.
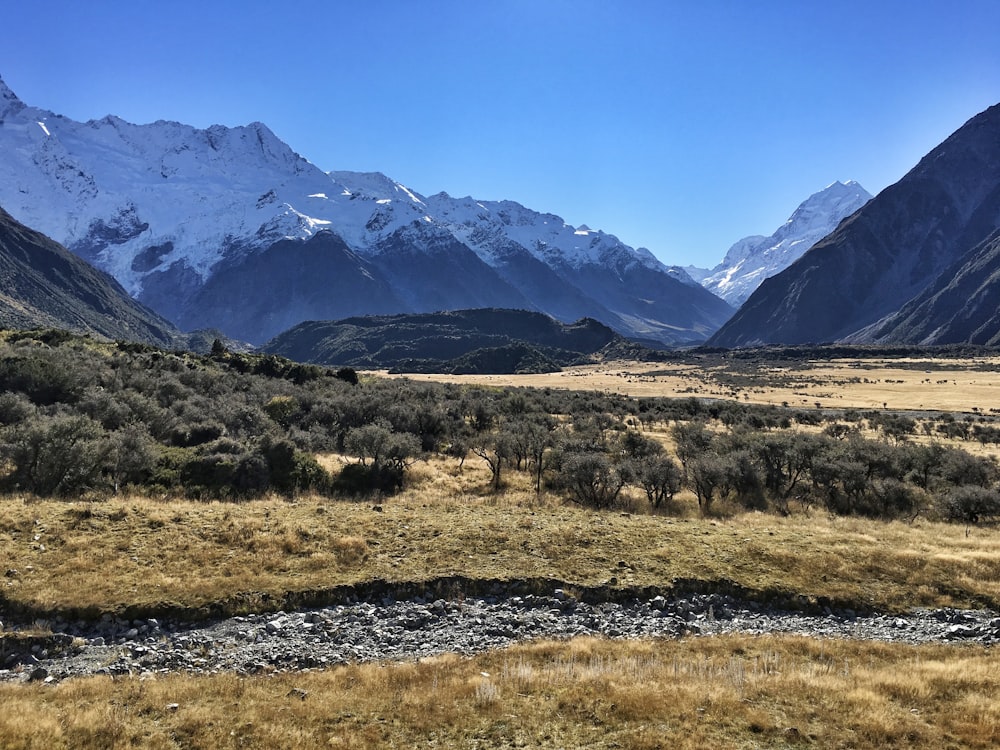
0, 635, 997, 749
2, 458, 999, 619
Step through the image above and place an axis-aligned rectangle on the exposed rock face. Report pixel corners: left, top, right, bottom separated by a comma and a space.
710, 103, 1000, 347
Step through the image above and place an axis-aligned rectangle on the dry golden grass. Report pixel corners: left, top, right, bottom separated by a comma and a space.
0, 634, 997, 749
375, 354, 1000, 412
2, 456, 999, 619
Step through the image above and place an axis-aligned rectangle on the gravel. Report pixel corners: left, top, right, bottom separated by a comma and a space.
3, 589, 998, 683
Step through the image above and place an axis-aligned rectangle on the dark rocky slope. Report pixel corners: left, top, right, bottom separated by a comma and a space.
262, 309, 621, 372
861, 229, 1000, 345
0, 206, 178, 346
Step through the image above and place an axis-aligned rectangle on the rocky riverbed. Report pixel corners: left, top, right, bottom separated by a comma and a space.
3, 588, 998, 684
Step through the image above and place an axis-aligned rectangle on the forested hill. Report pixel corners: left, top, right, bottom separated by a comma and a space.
261, 309, 623, 373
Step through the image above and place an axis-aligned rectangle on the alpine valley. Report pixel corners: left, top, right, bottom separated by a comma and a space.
0, 76, 732, 347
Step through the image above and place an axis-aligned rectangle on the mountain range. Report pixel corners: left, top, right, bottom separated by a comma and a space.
0, 76, 731, 347
711, 102, 1000, 347
3, 73, 999, 353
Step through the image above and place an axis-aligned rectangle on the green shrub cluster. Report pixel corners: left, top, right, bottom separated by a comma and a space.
1, 329, 999, 523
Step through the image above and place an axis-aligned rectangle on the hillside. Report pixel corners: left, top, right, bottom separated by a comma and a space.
0, 205, 178, 346
862, 229, 1000, 345
261, 309, 622, 373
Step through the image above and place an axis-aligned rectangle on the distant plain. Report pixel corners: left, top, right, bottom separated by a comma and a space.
381, 354, 1000, 413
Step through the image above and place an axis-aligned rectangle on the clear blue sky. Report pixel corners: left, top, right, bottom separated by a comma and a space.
3, 1, 999, 267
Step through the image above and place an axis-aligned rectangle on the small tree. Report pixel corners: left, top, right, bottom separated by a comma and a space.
561, 452, 626, 509
672, 421, 713, 482
471, 431, 513, 492
634, 454, 682, 509
690, 454, 726, 514
344, 420, 394, 467
342, 421, 420, 495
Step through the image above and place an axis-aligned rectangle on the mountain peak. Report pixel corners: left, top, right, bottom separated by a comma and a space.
0, 79, 733, 346
0, 75, 26, 118
700, 180, 871, 306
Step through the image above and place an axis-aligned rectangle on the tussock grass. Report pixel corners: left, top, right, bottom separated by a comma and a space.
2, 457, 999, 619
0, 635, 997, 749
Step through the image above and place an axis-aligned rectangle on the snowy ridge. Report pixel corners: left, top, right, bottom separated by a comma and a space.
423, 193, 667, 273
0, 77, 674, 289
697, 181, 872, 306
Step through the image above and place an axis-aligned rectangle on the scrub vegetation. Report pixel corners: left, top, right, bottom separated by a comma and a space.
2, 329, 1000, 748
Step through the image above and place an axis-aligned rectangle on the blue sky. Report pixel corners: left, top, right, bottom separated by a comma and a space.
3, 1, 999, 267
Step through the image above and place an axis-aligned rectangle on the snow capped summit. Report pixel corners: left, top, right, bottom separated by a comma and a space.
0, 78, 733, 345
699, 180, 872, 306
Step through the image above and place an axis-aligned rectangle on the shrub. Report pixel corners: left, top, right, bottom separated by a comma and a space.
942, 486, 1000, 524
333, 462, 404, 496
108, 425, 158, 490
335, 367, 359, 385
261, 437, 330, 496
633, 454, 682, 509
1, 415, 110, 495
0, 392, 34, 426
559, 452, 626, 509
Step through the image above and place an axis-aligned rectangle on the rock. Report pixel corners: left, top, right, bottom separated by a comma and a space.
945, 624, 980, 639
3, 586, 998, 683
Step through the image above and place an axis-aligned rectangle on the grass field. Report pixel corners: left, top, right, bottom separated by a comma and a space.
1, 635, 997, 749
2, 457, 1000, 620
4, 355, 1000, 748
380, 354, 1000, 413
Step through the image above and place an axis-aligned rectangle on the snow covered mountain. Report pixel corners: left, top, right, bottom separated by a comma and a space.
695, 181, 872, 306
0, 76, 733, 345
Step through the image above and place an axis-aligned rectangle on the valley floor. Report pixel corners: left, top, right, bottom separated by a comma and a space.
3, 352, 1000, 748
380, 352, 1000, 413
